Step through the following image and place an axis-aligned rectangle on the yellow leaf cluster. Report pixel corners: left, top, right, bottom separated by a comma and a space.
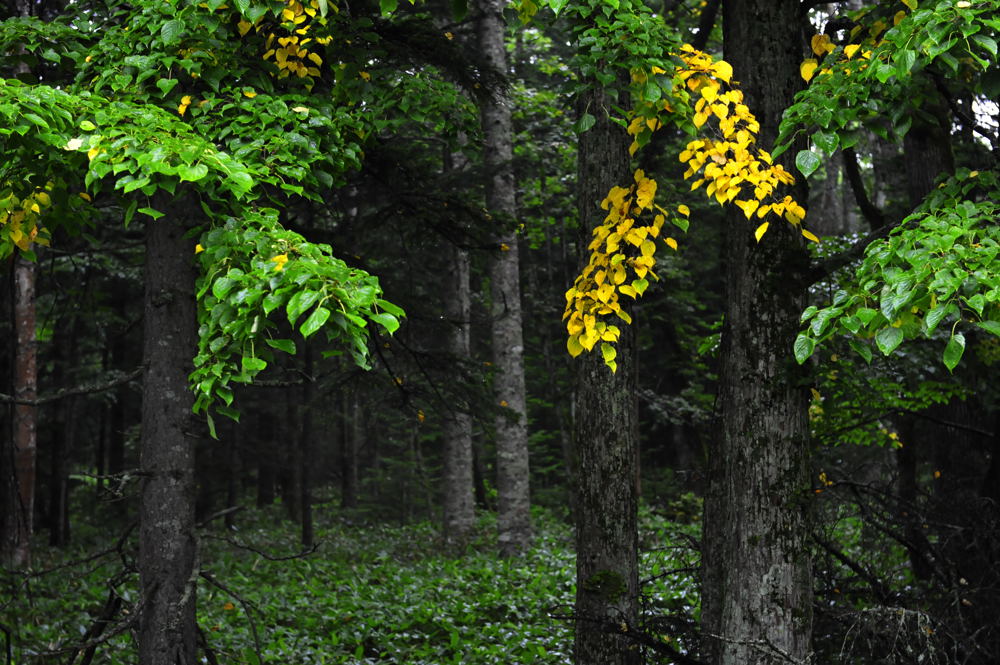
1, 184, 54, 254
563, 170, 672, 372
259, 0, 330, 82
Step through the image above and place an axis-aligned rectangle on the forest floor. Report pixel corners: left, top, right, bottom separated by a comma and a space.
3, 503, 700, 664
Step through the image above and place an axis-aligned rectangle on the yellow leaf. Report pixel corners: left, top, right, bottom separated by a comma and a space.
800, 59, 818, 82
359, 71, 371, 81
735, 199, 759, 219
291, 106, 309, 113
35, 192, 51, 207
843, 44, 860, 59
79, 192, 92, 202
417, 410, 425, 423
500, 242, 510, 252
677, 204, 690, 217
243, 89, 258, 98
444, 31, 454, 40
238, 20, 252, 36
801, 229, 819, 243
223, 602, 235, 611
754, 221, 769, 243
894, 9, 907, 24
711, 60, 733, 83
901, 0, 917, 9
665, 237, 678, 250
271, 253, 289, 271
810, 34, 834, 56
195, 243, 205, 253
87, 146, 101, 160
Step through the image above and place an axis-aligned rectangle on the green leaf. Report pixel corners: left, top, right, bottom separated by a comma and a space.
601, 342, 617, 364
79, 120, 97, 131
575, 113, 596, 135
265, 338, 297, 354
975, 320, 1000, 337
156, 78, 179, 96
894, 49, 916, 78
370, 312, 400, 333
212, 277, 235, 300
300, 305, 331, 338
235, 0, 250, 14
795, 150, 822, 178
925, 302, 951, 333
178, 163, 209, 182
793, 333, 815, 364
241, 356, 267, 372
450, 0, 467, 21
286, 289, 321, 325
161, 19, 185, 45
812, 130, 839, 155
633, 278, 649, 295
379, 0, 397, 15
227, 171, 254, 196
848, 339, 872, 365
376, 298, 404, 317
972, 34, 998, 56
138, 207, 165, 220
800, 305, 819, 323
965, 293, 985, 317
875, 326, 904, 356
942, 332, 965, 372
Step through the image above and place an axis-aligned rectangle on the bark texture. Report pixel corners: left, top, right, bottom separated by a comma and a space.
6, 255, 37, 568
573, 83, 639, 665
702, 1, 814, 663
442, 242, 476, 540
477, 0, 531, 556
138, 208, 199, 665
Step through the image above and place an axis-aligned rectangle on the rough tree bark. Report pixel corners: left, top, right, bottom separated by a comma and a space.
701, 1, 814, 663
442, 241, 476, 540
573, 83, 640, 665
138, 202, 199, 665
477, 0, 531, 557
5, 254, 37, 568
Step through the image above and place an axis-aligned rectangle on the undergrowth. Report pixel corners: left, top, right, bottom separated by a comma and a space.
1, 505, 700, 664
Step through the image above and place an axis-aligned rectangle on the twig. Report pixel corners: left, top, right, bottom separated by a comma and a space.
0, 366, 143, 406
201, 534, 319, 561
196, 506, 244, 529
199, 571, 264, 665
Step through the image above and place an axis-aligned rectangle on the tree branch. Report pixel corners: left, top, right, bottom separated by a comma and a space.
0, 366, 143, 406
842, 147, 887, 230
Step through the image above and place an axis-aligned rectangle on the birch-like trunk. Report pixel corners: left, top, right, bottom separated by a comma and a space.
442, 241, 476, 540
476, 0, 531, 556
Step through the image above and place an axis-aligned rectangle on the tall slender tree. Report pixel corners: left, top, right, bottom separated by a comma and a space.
476, 0, 532, 556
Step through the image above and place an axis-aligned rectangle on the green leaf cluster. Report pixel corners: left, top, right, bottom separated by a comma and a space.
795, 169, 1000, 371
191, 208, 402, 427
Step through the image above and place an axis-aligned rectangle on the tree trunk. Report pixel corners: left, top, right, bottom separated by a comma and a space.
573, 83, 639, 665
476, 0, 531, 557
442, 242, 476, 541
6, 254, 38, 568
300, 346, 314, 548
138, 205, 199, 665
340, 390, 360, 509
702, 1, 814, 663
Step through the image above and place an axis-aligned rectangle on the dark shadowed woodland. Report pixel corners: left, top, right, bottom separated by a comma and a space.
1, 0, 999, 662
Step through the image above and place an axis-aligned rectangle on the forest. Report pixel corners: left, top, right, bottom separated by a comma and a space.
1, 0, 998, 661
